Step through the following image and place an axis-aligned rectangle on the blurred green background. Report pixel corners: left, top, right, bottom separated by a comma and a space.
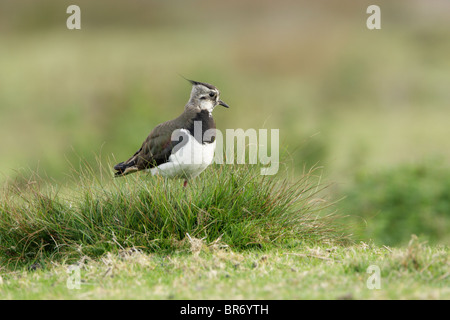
1, 0, 449, 246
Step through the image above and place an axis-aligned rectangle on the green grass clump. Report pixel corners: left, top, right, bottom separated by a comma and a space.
343, 160, 450, 246
0, 162, 348, 269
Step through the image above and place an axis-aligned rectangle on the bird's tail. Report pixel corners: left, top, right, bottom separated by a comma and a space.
113, 159, 138, 177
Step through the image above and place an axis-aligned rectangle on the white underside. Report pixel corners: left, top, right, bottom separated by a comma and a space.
147, 130, 216, 179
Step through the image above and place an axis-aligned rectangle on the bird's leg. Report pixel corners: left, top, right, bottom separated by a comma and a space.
183, 180, 188, 188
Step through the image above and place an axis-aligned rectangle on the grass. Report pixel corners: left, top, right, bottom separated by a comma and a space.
1, 162, 447, 300
342, 160, 450, 246
0, 160, 348, 270
0, 236, 448, 299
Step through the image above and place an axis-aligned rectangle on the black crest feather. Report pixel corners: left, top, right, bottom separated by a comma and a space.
179, 75, 217, 90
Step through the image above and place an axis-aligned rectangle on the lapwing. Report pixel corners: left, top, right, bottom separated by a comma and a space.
113, 79, 229, 186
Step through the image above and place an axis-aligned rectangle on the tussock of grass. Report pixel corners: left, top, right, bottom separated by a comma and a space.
0, 161, 348, 269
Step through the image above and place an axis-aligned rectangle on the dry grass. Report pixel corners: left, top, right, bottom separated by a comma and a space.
0, 236, 447, 299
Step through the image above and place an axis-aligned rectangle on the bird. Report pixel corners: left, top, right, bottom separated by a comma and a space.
113, 79, 229, 187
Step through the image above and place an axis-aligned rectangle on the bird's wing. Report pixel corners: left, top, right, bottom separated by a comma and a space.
114, 117, 188, 176
135, 120, 186, 169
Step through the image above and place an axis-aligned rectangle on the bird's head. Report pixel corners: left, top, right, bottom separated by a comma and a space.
185, 79, 229, 112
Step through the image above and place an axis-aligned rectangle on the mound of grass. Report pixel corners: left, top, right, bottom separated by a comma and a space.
0, 162, 348, 269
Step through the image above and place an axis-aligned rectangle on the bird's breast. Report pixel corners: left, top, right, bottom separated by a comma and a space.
149, 131, 216, 179
185, 110, 216, 145
170, 130, 216, 165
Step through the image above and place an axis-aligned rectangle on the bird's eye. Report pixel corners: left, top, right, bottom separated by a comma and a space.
209, 92, 216, 98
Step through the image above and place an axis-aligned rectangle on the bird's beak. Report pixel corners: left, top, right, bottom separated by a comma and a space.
218, 100, 230, 108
